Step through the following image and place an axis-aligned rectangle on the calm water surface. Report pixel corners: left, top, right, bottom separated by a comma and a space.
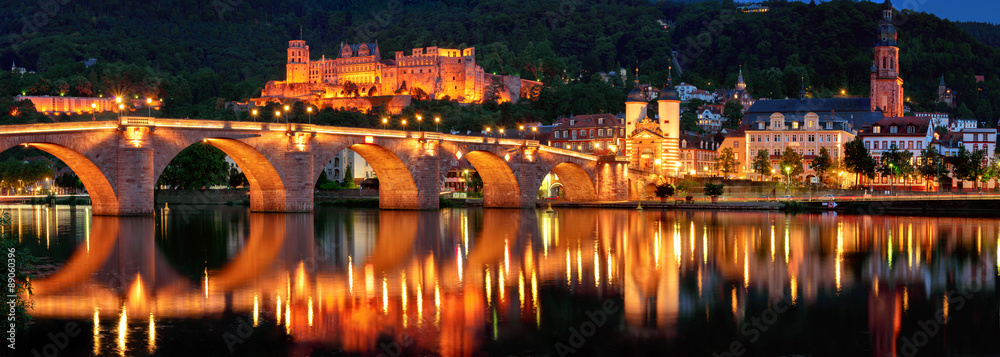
9, 205, 1000, 356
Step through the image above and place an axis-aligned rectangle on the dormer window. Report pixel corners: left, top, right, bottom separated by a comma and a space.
889, 125, 898, 134
826, 122, 833, 129
682, 140, 687, 148
906, 125, 915, 133
570, 120, 575, 125
758, 122, 765, 129
598, 118, 604, 124
792, 121, 799, 129
873, 126, 881, 134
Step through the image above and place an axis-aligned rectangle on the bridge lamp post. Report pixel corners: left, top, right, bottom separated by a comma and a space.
435, 117, 440, 132
275, 110, 281, 122
401, 119, 408, 130
90, 103, 97, 121
416, 115, 422, 131
251, 109, 258, 122
307, 107, 313, 124
146, 98, 152, 117
486, 127, 491, 137
531, 126, 538, 140
382, 117, 388, 129
519, 125, 525, 138
499, 128, 505, 138
284, 105, 290, 124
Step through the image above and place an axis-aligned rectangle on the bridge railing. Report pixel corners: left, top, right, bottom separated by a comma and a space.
120, 116, 155, 126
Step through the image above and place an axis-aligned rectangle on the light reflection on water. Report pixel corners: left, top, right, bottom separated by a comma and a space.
11, 205, 1000, 356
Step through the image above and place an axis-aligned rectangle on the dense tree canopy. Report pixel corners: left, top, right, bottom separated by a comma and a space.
1, 0, 998, 125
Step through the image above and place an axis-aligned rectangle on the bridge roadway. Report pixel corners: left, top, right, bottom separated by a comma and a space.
0, 117, 628, 215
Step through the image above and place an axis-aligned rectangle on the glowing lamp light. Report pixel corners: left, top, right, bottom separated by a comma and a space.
456, 150, 463, 160
364, 135, 374, 144
504, 153, 510, 161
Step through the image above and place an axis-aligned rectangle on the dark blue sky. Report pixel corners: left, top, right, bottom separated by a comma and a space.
799, 0, 999, 23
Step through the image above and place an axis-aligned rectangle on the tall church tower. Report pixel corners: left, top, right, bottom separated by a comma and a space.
286, 40, 310, 84
870, 0, 904, 117
657, 68, 681, 174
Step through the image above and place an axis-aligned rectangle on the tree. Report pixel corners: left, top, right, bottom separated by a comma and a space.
342, 164, 355, 188
844, 136, 876, 185
812, 146, 833, 183
228, 166, 248, 188
157, 143, 229, 189
917, 146, 945, 191
953, 147, 988, 189
722, 100, 744, 129
778, 147, 804, 183
654, 183, 675, 199
752, 149, 772, 180
715, 147, 739, 179
704, 183, 725, 197
464, 171, 483, 193
877, 144, 914, 190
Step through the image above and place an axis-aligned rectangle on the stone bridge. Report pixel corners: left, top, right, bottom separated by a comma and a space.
0, 117, 627, 215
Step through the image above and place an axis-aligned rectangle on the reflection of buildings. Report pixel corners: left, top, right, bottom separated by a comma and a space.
24, 205, 1000, 356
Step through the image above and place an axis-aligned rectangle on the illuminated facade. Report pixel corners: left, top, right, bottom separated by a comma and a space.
624, 72, 681, 178
255, 40, 541, 113
870, 0, 905, 117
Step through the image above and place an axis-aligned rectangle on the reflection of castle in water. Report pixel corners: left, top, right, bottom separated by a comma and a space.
20, 207, 1000, 355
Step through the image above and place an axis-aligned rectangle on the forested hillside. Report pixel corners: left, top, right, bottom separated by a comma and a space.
1, 0, 998, 127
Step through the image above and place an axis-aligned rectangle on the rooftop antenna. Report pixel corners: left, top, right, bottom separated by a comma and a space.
299, 25, 303, 40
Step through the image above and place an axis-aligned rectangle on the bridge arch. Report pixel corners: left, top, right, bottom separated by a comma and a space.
542, 162, 598, 201
16, 143, 120, 215
312, 137, 422, 209
154, 138, 287, 212
463, 150, 521, 208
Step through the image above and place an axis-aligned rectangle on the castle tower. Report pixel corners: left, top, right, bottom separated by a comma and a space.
624, 70, 647, 137
286, 40, 310, 84
657, 68, 681, 175
870, 0, 904, 117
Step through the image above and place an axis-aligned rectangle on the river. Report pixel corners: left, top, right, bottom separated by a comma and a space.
9, 205, 1000, 356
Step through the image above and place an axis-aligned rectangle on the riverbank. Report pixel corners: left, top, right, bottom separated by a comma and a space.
540, 200, 782, 210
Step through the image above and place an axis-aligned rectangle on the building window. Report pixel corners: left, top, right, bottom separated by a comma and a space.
774, 135, 780, 142
808, 135, 815, 142
874, 126, 881, 134
554, 131, 560, 139
598, 129, 604, 137
917, 142, 922, 150
792, 121, 799, 129
890, 126, 898, 134
589, 129, 594, 137
874, 141, 879, 150
734, 141, 739, 148
907, 126, 915, 133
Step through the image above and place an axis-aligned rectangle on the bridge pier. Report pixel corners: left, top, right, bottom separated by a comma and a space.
596, 156, 629, 202
113, 146, 155, 215
278, 150, 315, 212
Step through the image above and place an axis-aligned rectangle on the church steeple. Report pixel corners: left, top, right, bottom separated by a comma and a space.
736, 65, 746, 91
799, 77, 806, 100
871, 0, 904, 117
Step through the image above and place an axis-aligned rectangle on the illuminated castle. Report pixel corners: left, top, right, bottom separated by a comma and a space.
255, 39, 540, 113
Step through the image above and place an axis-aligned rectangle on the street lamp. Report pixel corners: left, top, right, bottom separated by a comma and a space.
146, 98, 152, 116
275, 110, 281, 122
382, 117, 388, 129
434, 116, 440, 132
251, 109, 258, 122
486, 127, 492, 137
401, 119, 408, 130
519, 125, 525, 138
307, 106, 313, 124
283, 105, 290, 124
416, 115, 422, 131
499, 128, 505, 138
